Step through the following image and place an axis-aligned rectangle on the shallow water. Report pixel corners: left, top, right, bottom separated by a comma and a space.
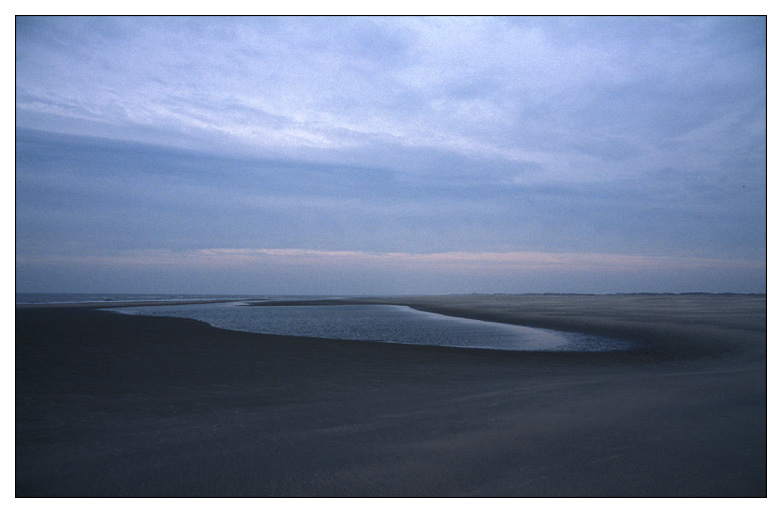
107, 302, 630, 352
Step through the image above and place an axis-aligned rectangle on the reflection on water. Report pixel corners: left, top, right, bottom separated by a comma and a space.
107, 303, 630, 352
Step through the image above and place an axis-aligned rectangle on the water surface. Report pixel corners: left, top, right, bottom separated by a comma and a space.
108, 302, 629, 352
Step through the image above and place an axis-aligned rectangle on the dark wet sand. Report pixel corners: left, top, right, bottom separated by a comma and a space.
16, 294, 766, 497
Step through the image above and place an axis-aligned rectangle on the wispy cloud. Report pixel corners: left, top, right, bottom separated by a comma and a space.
16, 17, 766, 182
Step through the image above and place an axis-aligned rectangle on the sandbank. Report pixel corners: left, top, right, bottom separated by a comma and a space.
16, 294, 766, 496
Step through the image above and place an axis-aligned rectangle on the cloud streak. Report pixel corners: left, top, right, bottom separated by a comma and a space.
17, 248, 765, 273
16, 247, 765, 295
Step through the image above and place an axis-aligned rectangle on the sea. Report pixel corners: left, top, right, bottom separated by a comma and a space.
16, 293, 630, 352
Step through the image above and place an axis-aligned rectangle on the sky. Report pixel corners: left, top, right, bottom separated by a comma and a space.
14, 16, 767, 295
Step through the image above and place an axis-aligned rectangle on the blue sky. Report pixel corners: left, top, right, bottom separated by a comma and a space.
15, 16, 766, 294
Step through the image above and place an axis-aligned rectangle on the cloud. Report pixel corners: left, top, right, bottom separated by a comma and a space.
17, 247, 765, 273
15, 128, 766, 262
15, 17, 766, 294
16, 248, 766, 295
16, 17, 766, 181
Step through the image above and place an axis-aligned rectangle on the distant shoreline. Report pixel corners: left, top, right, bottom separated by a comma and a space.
14, 298, 257, 309
15, 291, 767, 309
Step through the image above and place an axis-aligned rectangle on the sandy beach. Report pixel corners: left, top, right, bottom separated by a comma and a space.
15, 294, 766, 497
